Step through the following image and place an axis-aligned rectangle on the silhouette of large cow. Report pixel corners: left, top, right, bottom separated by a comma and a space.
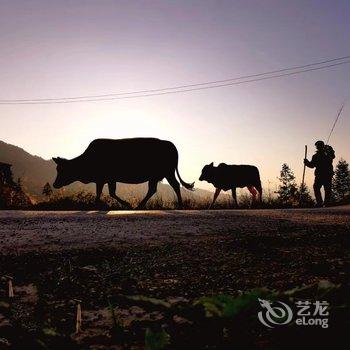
52, 138, 194, 209
199, 162, 262, 208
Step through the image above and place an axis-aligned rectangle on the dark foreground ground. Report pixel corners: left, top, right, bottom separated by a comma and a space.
0, 207, 350, 349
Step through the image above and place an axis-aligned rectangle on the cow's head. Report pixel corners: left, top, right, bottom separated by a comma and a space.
52, 157, 76, 188
199, 162, 214, 182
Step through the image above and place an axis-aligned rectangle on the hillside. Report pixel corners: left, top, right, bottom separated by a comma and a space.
0, 141, 56, 198
0, 140, 213, 202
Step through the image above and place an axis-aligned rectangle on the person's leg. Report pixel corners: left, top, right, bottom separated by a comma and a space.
324, 177, 333, 206
313, 177, 323, 206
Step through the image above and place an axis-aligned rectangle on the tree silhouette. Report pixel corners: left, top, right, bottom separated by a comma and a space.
42, 182, 53, 198
333, 158, 350, 202
276, 163, 298, 205
297, 183, 314, 207
15, 177, 24, 192
0, 173, 31, 208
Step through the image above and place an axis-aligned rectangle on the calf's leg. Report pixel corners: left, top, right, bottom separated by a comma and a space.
108, 182, 132, 209
247, 186, 257, 208
231, 187, 238, 207
95, 182, 104, 204
209, 188, 221, 209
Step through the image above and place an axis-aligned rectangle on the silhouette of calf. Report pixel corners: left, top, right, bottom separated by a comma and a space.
199, 162, 262, 208
52, 138, 194, 209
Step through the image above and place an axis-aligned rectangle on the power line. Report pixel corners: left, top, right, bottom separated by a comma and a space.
2, 54, 350, 103
1, 56, 350, 105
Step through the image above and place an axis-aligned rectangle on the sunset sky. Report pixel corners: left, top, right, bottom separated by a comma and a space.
1, 0, 349, 191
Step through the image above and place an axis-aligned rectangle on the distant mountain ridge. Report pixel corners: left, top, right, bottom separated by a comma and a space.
0, 140, 56, 197
0, 140, 212, 202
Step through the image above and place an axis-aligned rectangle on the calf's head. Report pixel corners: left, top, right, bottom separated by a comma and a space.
199, 162, 214, 182
52, 157, 76, 188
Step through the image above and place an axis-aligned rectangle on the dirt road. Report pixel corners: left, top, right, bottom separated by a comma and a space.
1, 206, 350, 293
1, 206, 349, 255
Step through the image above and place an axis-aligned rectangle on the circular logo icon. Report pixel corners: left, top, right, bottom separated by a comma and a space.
258, 298, 293, 328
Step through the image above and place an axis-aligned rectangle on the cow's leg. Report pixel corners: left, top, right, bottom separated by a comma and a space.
231, 187, 238, 207
95, 182, 104, 204
166, 174, 183, 209
136, 180, 158, 209
108, 182, 132, 209
247, 186, 257, 208
255, 181, 263, 203
209, 188, 221, 209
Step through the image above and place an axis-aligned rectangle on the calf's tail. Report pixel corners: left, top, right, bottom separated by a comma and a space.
176, 167, 195, 191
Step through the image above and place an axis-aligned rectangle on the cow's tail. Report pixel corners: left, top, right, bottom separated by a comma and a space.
176, 167, 195, 191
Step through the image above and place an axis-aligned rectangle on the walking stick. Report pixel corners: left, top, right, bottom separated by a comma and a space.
300, 145, 308, 205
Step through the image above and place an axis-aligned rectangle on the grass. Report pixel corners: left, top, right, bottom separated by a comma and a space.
30, 189, 319, 211
1, 278, 349, 349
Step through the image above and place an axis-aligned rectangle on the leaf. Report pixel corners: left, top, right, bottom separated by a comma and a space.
0, 301, 10, 309
42, 327, 59, 337
195, 289, 273, 318
127, 295, 171, 308
145, 328, 170, 350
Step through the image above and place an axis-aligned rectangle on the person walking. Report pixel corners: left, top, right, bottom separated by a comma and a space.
304, 140, 335, 207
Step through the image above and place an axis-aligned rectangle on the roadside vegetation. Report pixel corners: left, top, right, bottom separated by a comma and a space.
1, 251, 349, 349
1, 159, 350, 210
0, 177, 31, 209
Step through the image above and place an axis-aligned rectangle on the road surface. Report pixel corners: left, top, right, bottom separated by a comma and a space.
0, 206, 349, 254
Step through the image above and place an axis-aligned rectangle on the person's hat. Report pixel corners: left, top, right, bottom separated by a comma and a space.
315, 140, 324, 147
